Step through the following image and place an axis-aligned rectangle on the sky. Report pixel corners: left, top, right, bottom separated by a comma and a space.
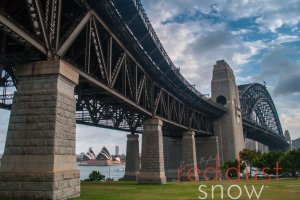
1, 0, 300, 156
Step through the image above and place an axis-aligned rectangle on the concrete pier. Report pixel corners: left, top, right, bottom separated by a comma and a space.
123, 133, 140, 180
139, 119, 166, 184
0, 60, 80, 200
180, 131, 199, 181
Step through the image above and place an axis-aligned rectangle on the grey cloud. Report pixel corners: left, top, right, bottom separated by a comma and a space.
188, 31, 236, 55
274, 74, 300, 95
181, 29, 252, 94
259, 46, 300, 96
260, 46, 299, 76
143, 0, 300, 32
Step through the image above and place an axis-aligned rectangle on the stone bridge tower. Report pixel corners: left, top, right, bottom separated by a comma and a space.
211, 60, 245, 164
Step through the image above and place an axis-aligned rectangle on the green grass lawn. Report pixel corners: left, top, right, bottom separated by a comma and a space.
71, 178, 300, 200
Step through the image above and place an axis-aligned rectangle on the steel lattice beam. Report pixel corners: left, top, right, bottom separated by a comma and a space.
238, 83, 289, 150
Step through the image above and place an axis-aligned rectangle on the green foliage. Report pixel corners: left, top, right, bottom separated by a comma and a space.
221, 159, 246, 178
240, 149, 261, 164
253, 151, 283, 174
239, 149, 261, 177
279, 149, 300, 178
88, 171, 105, 181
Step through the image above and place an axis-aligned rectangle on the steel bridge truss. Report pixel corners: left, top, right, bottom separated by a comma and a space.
0, 0, 222, 135
239, 83, 288, 150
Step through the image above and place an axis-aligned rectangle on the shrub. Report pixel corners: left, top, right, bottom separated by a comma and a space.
88, 171, 105, 181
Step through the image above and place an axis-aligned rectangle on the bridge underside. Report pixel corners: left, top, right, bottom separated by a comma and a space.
243, 119, 289, 150
0, 0, 226, 136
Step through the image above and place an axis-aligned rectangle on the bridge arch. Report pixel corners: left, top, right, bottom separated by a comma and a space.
239, 83, 283, 136
238, 83, 289, 150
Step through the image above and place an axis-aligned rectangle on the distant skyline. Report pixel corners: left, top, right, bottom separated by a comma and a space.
0, 0, 300, 154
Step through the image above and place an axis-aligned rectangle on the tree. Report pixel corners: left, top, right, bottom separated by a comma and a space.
253, 151, 283, 175
239, 149, 261, 178
88, 171, 105, 181
279, 149, 300, 178
221, 159, 246, 178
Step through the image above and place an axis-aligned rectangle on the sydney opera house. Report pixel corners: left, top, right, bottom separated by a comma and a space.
79, 146, 122, 166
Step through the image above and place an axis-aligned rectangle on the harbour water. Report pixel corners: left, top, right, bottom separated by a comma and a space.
77, 162, 125, 180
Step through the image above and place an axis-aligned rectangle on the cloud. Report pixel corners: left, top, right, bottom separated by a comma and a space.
258, 46, 300, 96
260, 47, 298, 75
274, 74, 300, 95
278, 102, 300, 140
150, 17, 263, 94
272, 34, 300, 45
188, 30, 236, 54
143, 0, 300, 32
76, 125, 135, 155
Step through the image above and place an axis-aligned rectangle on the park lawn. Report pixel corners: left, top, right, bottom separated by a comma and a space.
71, 178, 300, 200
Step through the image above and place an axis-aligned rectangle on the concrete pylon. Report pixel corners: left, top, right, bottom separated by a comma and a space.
180, 131, 199, 181
0, 60, 80, 199
284, 130, 292, 150
211, 60, 244, 164
123, 133, 140, 180
139, 119, 166, 184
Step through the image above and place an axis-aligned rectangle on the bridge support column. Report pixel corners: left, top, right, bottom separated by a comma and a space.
180, 131, 199, 181
0, 60, 80, 200
139, 119, 166, 184
123, 133, 140, 180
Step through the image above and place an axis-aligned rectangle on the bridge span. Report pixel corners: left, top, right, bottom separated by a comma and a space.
0, 0, 289, 199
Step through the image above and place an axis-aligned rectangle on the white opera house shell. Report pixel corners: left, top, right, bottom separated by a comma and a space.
79, 146, 122, 166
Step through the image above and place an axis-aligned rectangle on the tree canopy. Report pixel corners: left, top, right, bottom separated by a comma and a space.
279, 149, 300, 178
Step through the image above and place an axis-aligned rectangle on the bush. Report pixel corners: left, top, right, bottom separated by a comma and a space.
88, 171, 105, 181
